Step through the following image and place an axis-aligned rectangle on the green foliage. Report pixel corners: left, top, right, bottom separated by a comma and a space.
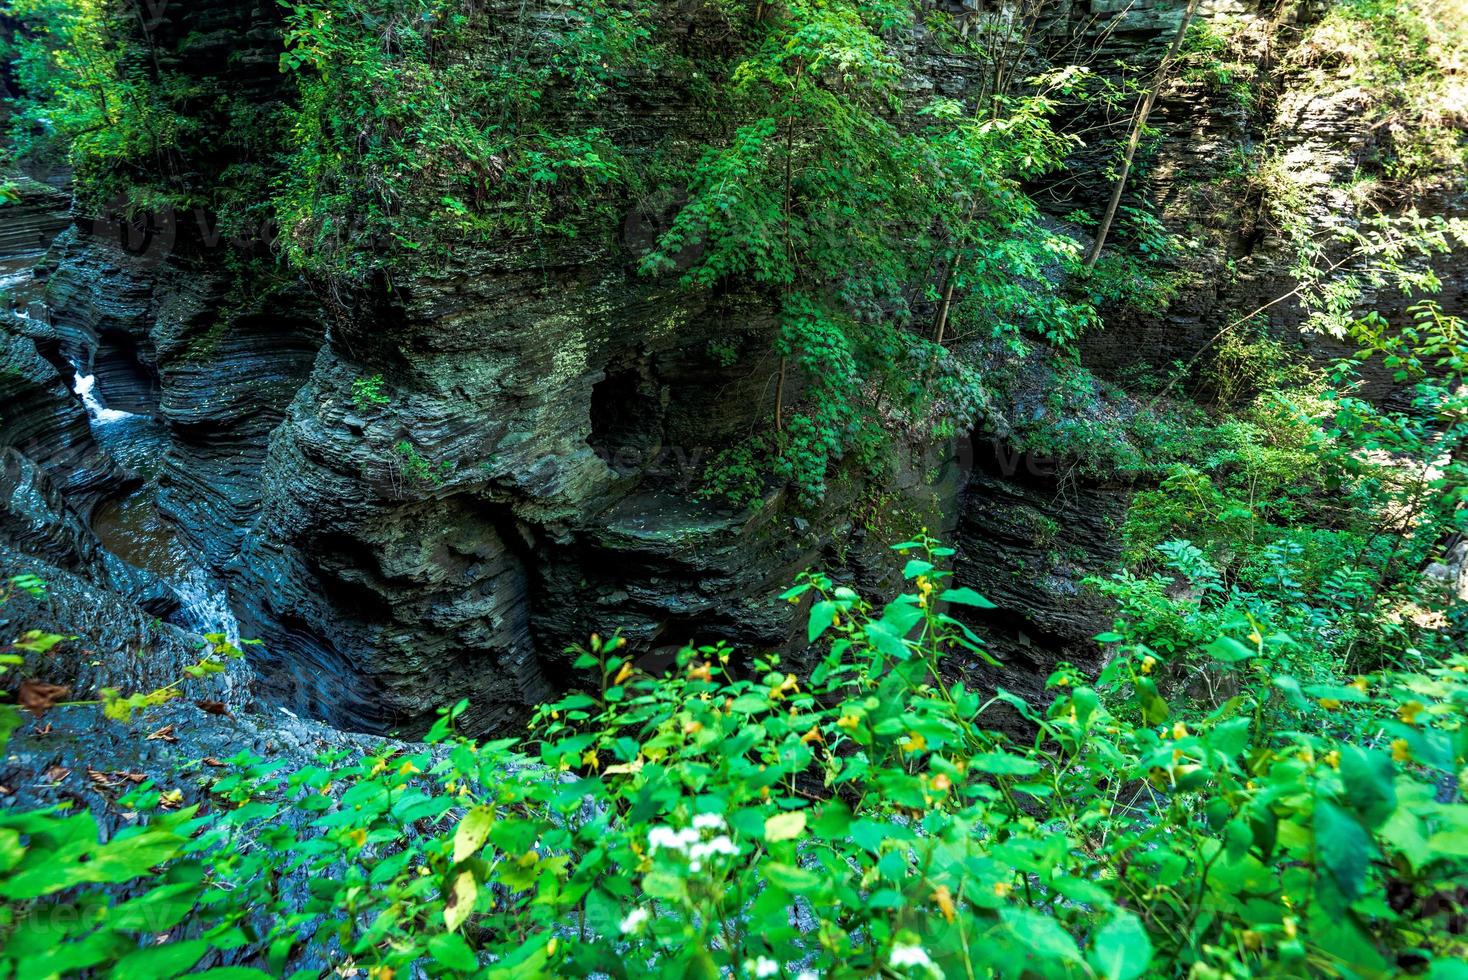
274, 0, 656, 280
637, 2, 1110, 501
1292, 0, 1468, 183
3, 530, 1466, 976
1179, 18, 1256, 112
351, 373, 390, 411
1, 0, 282, 219
393, 440, 453, 487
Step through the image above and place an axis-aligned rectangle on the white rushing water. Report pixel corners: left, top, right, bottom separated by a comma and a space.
72, 370, 135, 424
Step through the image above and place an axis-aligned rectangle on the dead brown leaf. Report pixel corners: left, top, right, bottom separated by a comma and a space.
146, 724, 178, 742
17, 680, 70, 718
194, 699, 231, 717
43, 765, 70, 782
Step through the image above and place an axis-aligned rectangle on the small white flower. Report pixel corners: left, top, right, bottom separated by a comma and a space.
745, 957, 779, 978
619, 907, 650, 934
688, 834, 741, 866
796, 973, 819, 980
692, 812, 726, 831
647, 825, 700, 853
890, 944, 935, 971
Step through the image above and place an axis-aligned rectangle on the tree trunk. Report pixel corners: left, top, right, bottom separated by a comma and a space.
1083, 0, 1202, 269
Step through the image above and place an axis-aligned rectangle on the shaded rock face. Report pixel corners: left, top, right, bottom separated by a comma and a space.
953, 440, 1130, 703
227, 246, 824, 732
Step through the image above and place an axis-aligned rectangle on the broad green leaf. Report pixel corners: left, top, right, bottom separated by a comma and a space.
1315, 799, 1371, 899
808, 601, 838, 644
939, 587, 996, 609
1340, 746, 1396, 828
765, 810, 806, 842
1206, 637, 1256, 663
428, 933, 478, 971
970, 752, 1041, 776
1088, 911, 1153, 980
454, 807, 494, 863
110, 939, 208, 979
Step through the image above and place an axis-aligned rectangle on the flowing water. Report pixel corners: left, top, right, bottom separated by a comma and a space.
72, 366, 243, 650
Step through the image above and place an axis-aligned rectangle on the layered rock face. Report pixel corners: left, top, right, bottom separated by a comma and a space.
3, 0, 1462, 739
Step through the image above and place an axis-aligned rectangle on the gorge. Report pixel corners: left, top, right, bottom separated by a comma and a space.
1, 0, 1466, 976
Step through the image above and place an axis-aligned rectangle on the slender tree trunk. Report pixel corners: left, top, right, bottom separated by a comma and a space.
932, 261, 960, 346
1083, 0, 1202, 269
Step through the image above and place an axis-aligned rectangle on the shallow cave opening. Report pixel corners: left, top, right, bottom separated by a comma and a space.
588, 362, 665, 475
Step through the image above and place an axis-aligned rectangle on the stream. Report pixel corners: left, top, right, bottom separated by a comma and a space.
70, 362, 243, 649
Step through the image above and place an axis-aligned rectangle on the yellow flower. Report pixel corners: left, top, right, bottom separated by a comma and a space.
688, 663, 713, 683
900, 731, 927, 754
1140, 655, 1156, 675
1391, 738, 1412, 763
1318, 698, 1342, 710
769, 673, 799, 700
992, 881, 1013, 898
397, 761, 419, 776
1350, 676, 1369, 693
683, 719, 703, 735
800, 725, 823, 745
1323, 750, 1340, 770
836, 713, 861, 732
1397, 701, 1425, 725
933, 884, 956, 923
581, 749, 600, 771
613, 662, 633, 686
369, 967, 394, 980
930, 772, 953, 793
1172, 721, 1190, 740
347, 828, 368, 848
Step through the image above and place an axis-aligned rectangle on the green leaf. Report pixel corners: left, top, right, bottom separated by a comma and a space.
765, 810, 806, 842
1002, 907, 1082, 962
1315, 798, 1371, 899
808, 601, 838, 644
902, 559, 934, 580
970, 752, 1041, 776
763, 862, 823, 894
938, 587, 996, 609
1206, 637, 1256, 662
1340, 746, 1396, 828
454, 807, 494, 863
111, 939, 208, 979
1088, 911, 1152, 980
428, 932, 478, 971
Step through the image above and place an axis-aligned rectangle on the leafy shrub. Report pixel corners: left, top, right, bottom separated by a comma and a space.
4, 532, 1467, 977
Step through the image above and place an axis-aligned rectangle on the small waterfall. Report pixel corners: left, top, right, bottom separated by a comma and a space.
72, 370, 134, 424
175, 567, 242, 648
175, 567, 247, 702
72, 360, 250, 702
